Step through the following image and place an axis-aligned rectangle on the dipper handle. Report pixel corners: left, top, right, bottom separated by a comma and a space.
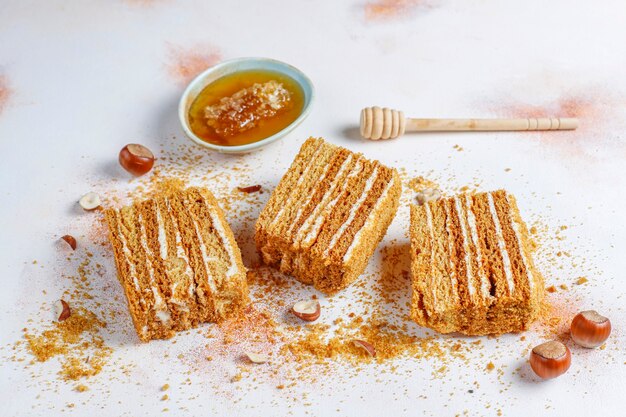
360, 107, 579, 140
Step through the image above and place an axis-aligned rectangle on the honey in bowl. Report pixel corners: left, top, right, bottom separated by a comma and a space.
188, 70, 305, 147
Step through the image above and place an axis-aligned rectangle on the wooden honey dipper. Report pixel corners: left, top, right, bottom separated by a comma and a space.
360, 106, 579, 140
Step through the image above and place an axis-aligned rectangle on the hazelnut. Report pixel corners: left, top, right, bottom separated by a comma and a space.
352, 339, 376, 358
416, 188, 441, 205
292, 300, 321, 322
119, 144, 155, 176
570, 310, 611, 349
60, 235, 77, 250
245, 352, 270, 364
55, 299, 71, 322
529, 340, 571, 379
237, 185, 262, 193
79, 192, 101, 211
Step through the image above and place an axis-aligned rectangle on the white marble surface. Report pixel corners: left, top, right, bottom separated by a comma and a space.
1, 1, 625, 416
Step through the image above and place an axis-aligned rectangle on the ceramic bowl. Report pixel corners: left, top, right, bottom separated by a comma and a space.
178, 57, 314, 154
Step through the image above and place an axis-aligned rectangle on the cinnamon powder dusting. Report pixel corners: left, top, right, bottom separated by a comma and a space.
494, 92, 626, 161
499, 94, 603, 121
0, 75, 12, 115
364, 0, 436, 21
166, 43, 222, 85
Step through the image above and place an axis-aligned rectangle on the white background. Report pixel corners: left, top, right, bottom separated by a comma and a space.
1, 1, 625, 416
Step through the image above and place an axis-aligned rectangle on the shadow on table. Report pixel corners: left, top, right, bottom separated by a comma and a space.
340, 126, 363, 142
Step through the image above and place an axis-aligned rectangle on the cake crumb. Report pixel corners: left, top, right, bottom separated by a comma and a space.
407, 176, 439, 193
22, 304, 110, 380
75, 384, 89, 392
161, 394, 169, 401
575, 277, 589, 285
486, 362, 495, 372
546, 285, 557, 293
161, 384, 170, 391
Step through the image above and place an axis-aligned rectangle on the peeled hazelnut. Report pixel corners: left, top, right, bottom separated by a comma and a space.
79, 192, 101, 211
529, 340, 571, 379
570, 310, 611, 349
416, 188, 441, 205
55, 299, 71, 321
352, 339, 376, 358
292, 300, 321, 322
60, 235, 77, 250
245, 352, 270, 364
119, 144, 155, 176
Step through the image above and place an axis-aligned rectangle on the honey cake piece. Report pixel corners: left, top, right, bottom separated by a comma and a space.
410, 190, 545, 335
105, 187, 248, 342
255, 137, 402, 294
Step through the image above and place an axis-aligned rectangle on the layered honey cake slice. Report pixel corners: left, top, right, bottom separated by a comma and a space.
255, 137, 402, 294
105, 187, 248, 342
410, 190, 545, 335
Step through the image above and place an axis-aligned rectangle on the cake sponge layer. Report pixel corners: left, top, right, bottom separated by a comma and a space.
255, 137, 401, 294
410, 190, 545, 335
105, 187, 248, 342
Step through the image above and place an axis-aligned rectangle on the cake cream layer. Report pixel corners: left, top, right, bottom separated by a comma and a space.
255, 137, 402, 294
105, 187, 248, 342
410, 190, 544, 335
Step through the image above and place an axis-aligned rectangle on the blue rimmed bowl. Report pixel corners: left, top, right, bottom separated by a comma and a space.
178, 57, 315, 154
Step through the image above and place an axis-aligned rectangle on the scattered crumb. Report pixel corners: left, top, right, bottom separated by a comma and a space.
22, 303, 110, 380
407, 176, 439, 193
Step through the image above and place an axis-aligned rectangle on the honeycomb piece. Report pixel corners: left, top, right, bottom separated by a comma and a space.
204, 80, 293, 137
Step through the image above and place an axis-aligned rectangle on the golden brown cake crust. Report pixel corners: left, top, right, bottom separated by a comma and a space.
105, 187, 249, 342
410, 190, 545, 336
255, 138, 401, 294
